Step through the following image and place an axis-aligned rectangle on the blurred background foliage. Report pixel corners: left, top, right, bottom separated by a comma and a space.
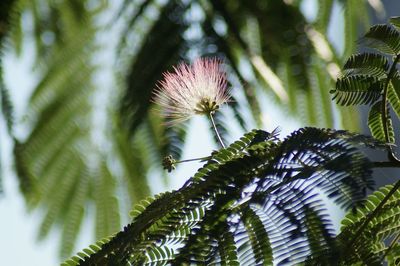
0, 0, 385, 259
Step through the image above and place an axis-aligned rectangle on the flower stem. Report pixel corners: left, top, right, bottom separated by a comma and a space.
175, 156, 211, 164
208, 112, 226, 148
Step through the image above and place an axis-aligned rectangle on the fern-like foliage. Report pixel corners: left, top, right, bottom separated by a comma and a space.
0, 0, 17, 193
0, 0, 385, 260
63, 128, 385, 265
332, 16, 400, 145
305, 182, 400, 265
115, 0, 374, 134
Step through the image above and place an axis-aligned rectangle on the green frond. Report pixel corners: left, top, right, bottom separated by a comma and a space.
388, 73, 400, 119
271, 127, 378, 208
315, 0, 334, 34
13, 141, 36, 199
342, 53, 389, 77
94, 163, 121, 240
312, 60, 335, 127
171, 195, 234, 265
303, 207, 337, 264
214, 222, 239, 266
333, 71, 384, 106
0, 72, 13, 135
119, 1, 187, 134
2, 1, 390, 263
129, 196, 156, 220
342, 0, 358, 59
338, 183, 400, 265
61, 237, 112, 266
60, 169, 89, 258
37, 155, 85, 240
390, 16, 400, 31
387, 243, 400, 266
0, 71, 14, 192
361, 24, 400, 55
144, 246, 175, 265
335, 77, 384, 105
114, 127, 151, 205
72, 128, 379, 265
0, 1, 17, 191
241, 206, 273, 265
368, 100, 395, 143
7, 2, 150, 258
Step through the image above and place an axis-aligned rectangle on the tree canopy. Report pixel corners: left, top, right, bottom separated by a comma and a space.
0, 0, 399, 265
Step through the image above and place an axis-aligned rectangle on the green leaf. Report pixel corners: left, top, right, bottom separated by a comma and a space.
315, 0, 334, 33
241, 207, 273, 265
368, 100, 395, 143
389, 16, 400, 32
388, 73, 400, 119
343, 53, 389, 77
76, 128, 379, 265
0, 74, 14, 135
343, 0, 358, 59
338, 183, 400, 265
216, 223, 239, 266
61, 237, 112, 266
332, 53, 390, 106
333, 75, 383, 106
94, 163, 121, 240
119, 1, 187, 134
362, 24, 400, 55
387, 243, 400, 266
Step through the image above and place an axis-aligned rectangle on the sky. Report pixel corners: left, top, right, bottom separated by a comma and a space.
0, 0, 352, 265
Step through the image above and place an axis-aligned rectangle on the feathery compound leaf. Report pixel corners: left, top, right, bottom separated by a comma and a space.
387, 243, 400, 266
390, 16, 400, 31
268, 127, 378, 209
94, 164, 121, 240
368, 100, 395, 143
61, 237, 112, 266
337, 183, 400, 265
215, 222, 240, 266
361, 24, 400, 55
315, 0, 334, 33
241, 206, 273, 265
343, 53, 389, 77
144, 246, 175, 265
388, 73, 400, 119
73, 128, 381, 265
0, 73, 14, 135
119, 1, 187, 134
332, 52, 389, 106
333, 75, 383, 106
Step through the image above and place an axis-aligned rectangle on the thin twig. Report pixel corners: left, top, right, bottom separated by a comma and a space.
209, 112, 226, 148
175, 156, 211, 164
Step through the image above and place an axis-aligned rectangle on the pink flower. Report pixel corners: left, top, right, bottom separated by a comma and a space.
153, 58, 230, 125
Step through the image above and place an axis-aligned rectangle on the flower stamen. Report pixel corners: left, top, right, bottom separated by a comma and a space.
153, 58, 230, 125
